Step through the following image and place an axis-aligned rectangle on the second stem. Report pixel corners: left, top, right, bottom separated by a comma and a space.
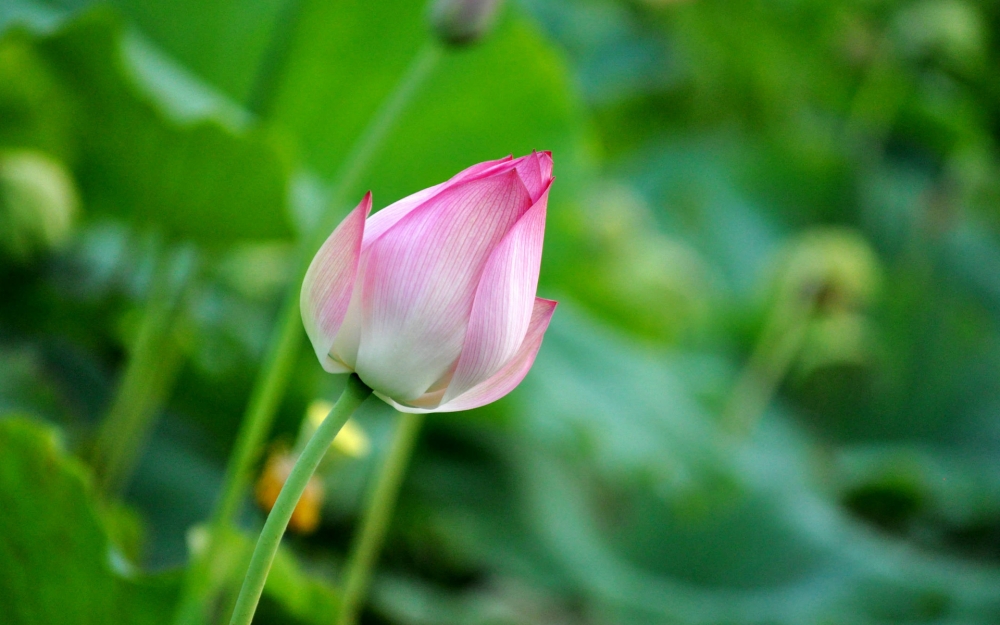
337, 411, 425, 625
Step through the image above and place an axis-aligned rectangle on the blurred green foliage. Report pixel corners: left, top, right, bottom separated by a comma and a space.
0, 416, 177, 624
4, 0, 1000, 623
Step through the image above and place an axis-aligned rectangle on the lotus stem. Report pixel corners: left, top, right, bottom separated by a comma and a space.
337, 411, 425, 625
92, 242, 195, 497
227, 374, 372, 625
323, 42, 442, 224
722, 285, 819, 436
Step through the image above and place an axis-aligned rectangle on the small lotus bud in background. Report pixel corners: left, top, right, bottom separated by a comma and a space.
770, 228, 882, 315
430, 0, 503, 46
255, 449, 325, 534
0, 150, 78, 263
766, 229, 883, 407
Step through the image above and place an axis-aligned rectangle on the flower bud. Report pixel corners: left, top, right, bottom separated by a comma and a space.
795, 312, 877, 381
0, 150, 78, 263
430, 0, 503, 46
770, 228, 882, 315
301, 152, 556, 413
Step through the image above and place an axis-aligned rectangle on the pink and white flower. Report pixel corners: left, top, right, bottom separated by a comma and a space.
301, 152, 557, 413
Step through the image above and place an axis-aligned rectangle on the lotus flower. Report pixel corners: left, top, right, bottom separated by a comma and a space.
301, 152, 557, 413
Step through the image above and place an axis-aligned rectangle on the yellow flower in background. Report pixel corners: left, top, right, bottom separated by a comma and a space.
255, 450, 323, 534
305, 400, 370, 458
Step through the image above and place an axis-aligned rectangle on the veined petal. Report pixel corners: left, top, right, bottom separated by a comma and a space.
537, 151, 553, 183
514, 151, 550, 202
362, 155, 515, 249
300, 193, 370, 372
384, 298, 557, 413
336, 156, 518, 375
443, 186, 550, 403
355, 171, 532, 402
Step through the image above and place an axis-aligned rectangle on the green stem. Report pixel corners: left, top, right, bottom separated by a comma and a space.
228, 374, 372, 625
92, 243, 195, 497
173, 40, 442, 625
337, 411, 425, 625
321, 42, 442, 226
245, 0, 305, 118
722, 287, 818, 437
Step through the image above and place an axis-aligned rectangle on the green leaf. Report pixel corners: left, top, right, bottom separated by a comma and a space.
0, 25, 78, 161
0, 6, 294, 244
271, 0, 588, 205
0, 415, 177, 624
0, 415, 343, 625
76, 0, 589, 209
93, 0, 286, 104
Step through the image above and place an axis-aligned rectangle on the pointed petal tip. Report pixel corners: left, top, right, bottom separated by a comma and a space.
352, 191, 373, 218
499, 166, 532, 198
536, 178, 554, 201
536, 151, 553, 182
532, 297, 558, 326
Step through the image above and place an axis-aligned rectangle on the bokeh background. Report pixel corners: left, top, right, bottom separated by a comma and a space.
3, 0, 1000, 623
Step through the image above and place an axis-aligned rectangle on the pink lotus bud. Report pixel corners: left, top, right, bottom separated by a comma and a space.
301, 152, 556, 413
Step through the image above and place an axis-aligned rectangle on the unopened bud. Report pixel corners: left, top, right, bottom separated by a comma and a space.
795, 312, 876, 380
430, 0, 503, 46
0, 150, 78, 262
771, 228, 882, 314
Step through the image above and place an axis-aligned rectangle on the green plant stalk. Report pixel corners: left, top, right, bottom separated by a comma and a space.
337, 411, 425, 625
244, 0, 306, 119
92, 244, 194, 497
722, 288, 818, 437
172, 41, 442, 625
322, 43, 442, 225
228, 374, 373, 625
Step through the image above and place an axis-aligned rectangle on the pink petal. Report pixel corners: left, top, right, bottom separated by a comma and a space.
300, 193, 370, 373
328, 280, 363, 370
355, 171, 533, 402
537, 151, 553, 182
382, 298, 557, 413
443, 186, 550, 403
362, 156, 515, 249
514, 151, 549, 202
